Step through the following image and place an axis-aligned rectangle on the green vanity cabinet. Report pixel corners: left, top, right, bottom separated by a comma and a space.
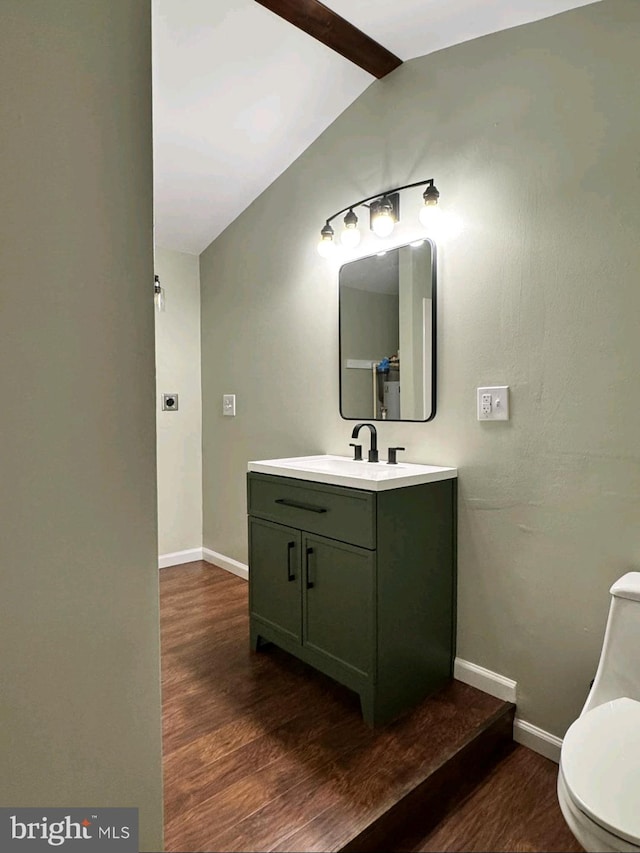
247, 471, 456, 726
248, 519, 375, 692
248, 517, 302, 645
302, 534, 375, 684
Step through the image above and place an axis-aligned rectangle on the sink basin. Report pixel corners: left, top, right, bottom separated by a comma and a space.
247, 454, 457, 492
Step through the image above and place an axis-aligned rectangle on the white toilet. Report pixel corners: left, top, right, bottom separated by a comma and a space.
558, 572, 640, 852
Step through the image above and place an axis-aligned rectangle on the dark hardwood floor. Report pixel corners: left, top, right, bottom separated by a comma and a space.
160, 561, 579, 853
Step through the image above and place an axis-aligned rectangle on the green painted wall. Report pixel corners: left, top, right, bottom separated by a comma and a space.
0, 3, 163, 848
200, 0, 640, 738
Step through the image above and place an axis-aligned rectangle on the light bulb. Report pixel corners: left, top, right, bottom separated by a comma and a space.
317, 221, 335, 257
371, 210, 395, 238
419, 202, 442, 230
318, 220, 335, 258
420, 182, 441, 232
317, 237, 335, 258
370, 196, 396, 238
340, 208, 361, 248
341, 226, 361, 248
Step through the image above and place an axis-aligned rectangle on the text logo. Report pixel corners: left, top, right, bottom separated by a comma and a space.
1, 809, 138, 852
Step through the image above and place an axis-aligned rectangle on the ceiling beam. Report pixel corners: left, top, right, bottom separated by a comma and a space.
254, 0, 402, 79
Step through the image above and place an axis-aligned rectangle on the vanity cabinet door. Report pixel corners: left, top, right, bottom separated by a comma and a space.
249, 518, 302, 645
302, 533, 375, 680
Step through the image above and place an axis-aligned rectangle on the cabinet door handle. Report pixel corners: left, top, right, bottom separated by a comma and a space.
305, 546, 315, 589
287, 540, 296, 582
275, 498, 328, 514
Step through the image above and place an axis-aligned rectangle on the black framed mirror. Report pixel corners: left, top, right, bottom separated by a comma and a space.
339, 239, 436, 422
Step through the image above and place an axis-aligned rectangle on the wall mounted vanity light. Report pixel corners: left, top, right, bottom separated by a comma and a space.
317, 179, 440, 257
154, 274, 166, 312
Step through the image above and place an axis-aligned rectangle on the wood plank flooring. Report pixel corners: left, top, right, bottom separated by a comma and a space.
160, 562, 577, 853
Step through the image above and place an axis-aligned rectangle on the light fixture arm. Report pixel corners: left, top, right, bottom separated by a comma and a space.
323, 178, 437, 226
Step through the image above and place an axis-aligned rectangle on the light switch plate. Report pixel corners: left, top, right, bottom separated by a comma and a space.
223, 394, 236, 417
477, 386, 509, 421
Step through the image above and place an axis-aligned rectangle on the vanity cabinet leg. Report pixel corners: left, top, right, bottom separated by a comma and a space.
360, 691, 376, 727
250, 624, 262, 652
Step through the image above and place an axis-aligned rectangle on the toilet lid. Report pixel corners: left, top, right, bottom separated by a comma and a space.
561, 697, 640, 845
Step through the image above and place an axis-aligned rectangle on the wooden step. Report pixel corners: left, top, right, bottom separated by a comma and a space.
341, 698, 515, 852
161, 562, 515, 853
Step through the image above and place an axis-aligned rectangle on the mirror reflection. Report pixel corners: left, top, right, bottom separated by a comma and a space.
339, 239, 436, 422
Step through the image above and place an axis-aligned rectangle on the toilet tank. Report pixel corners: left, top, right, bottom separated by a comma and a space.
583, 572, 640, 714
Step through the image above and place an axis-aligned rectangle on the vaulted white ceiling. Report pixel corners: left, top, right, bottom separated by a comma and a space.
152, 0, 602, 255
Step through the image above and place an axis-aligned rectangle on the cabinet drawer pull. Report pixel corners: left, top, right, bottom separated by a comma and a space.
306, 547, 315, 589
287, 541, 296, 582
275, 498, 328, 514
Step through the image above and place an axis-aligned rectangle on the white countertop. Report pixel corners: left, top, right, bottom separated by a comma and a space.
248, 454, 457, 492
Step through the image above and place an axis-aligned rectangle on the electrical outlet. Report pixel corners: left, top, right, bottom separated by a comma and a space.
222, 394, 236, 417
162, 393, 179, 411
477, 386, 509, 421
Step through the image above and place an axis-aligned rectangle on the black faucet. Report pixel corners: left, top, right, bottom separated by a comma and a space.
351, 423, 378, 463
387, 446, 405, 465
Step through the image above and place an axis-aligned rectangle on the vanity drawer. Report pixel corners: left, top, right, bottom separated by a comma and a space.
247, 473, 376, 549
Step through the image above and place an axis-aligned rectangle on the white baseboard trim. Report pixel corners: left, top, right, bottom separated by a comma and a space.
203, 548, 249, 581
158, 547, 203, 569
159, 546, 248, 580
454, 657, 563, 763
513, 718, 563, 764
454, 658, 517, 703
